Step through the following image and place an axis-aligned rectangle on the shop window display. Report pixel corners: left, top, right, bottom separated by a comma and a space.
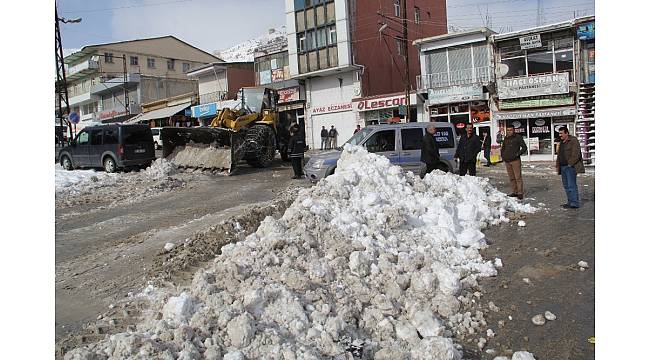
528, 118, 552, 155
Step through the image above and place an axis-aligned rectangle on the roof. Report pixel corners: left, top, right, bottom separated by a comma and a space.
493, 15, 595, 41
124, 102, 192, 124
413, 28, 496, 46
186, 61, 253, 77
64, 35, 222, 64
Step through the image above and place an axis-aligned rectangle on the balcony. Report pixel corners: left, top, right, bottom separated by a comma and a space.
199, 91, 228, 104
417, 66, 493, 91
66, 59, 99, 81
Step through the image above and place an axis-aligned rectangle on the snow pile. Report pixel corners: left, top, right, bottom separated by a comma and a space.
64, 145, 535, 360
140, 158, 178, 181
55, 165, 118, 193
215, 26, 286, 62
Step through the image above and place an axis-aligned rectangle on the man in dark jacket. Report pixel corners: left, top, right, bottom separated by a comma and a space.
501, 125, 528, 199
454, 123, 482, 176
328, 125, 339, 149
320, 126, 328, 150
288, 125, 306, 179
420, 124, 442, 179
556, 126, 585, 209
482, 131, 492, 167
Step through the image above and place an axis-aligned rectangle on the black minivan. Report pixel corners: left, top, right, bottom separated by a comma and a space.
59, 124, 156, 173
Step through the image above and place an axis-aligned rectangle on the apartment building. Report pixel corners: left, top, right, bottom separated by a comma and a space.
62, 36, 220, 130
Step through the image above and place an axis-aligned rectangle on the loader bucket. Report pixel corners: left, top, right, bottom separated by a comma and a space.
160, 127, 245, 174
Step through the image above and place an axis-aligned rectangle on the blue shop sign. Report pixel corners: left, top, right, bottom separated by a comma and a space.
577, 22, 594, 40
191, 102, 218, 118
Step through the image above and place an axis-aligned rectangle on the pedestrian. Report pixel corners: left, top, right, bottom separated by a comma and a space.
320, 126, 328, 150
328, 125, 339, 149
556, 126, 585, 209
454, 123, 482, 176
288, 124, 306, 179
482, 131, 492, 167
353, 124, 361, 134
420, 124, 442, 179
501, 125, 528, 200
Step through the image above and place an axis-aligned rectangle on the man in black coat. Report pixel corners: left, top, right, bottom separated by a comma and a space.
320, 126, 328, 150
454, 123, 482, 176
420, 124, 442, 179
482, 131, 492, 167
288, 125, 306, 179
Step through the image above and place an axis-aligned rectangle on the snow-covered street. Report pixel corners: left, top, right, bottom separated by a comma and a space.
56, 147, 595, 360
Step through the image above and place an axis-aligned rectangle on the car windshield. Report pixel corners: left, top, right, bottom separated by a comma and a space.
345, 128, 373, 146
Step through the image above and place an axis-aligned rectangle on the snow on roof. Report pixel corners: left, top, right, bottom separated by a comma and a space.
214, 26, 287, 62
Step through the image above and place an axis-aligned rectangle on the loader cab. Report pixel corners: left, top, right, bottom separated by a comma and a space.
240, 87, 278, 114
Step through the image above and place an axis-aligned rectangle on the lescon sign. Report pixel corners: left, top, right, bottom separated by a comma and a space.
497, 73, 570, 100
356, 96, 407, 111
99, 109, 126, 120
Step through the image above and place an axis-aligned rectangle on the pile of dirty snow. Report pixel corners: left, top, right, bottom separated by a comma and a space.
64, 145, 535, 360
140, 158, 178, 181
55, 165, 118, 193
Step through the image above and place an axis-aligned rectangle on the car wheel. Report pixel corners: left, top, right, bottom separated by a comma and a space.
103, 156, 117, 173
61, 156, 73, 171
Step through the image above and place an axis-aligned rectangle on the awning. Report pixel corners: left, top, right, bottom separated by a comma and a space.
124, 102, 191, 124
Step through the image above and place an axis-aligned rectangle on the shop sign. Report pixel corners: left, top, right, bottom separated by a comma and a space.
190, 102, 218, 118
355, 94, 414, 112
99, 108, 126, 120
497, 73, 570, 99
272, 69, 284, 82
427, 84, 485, 105
526, 137, 540, 151
494, 107, 576, 120
500, 94, 574, 109
519, 34, 542, 50
577, 22, 595, 40
311, 102, 353, 115
278, 86, 300, 104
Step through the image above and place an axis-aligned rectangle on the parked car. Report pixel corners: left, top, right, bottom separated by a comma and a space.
304, 122, 459, 182
151, 127, 162, 149
58, 124, 156, 173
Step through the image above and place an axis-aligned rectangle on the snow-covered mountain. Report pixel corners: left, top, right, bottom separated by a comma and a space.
214, 26, 287, 62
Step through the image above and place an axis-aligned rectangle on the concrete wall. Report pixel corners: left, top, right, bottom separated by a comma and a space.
225, 64, 256, 100
139, 76, 198, 107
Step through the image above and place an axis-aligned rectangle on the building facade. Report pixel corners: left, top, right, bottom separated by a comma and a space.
575, 17, 595, 166
62, 36, 220, 131
285, 0, 447, 148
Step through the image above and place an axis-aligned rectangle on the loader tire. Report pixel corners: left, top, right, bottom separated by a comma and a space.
244, 125, 276, 168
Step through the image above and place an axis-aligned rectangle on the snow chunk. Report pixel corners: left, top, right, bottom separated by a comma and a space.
163, 242, 175, 252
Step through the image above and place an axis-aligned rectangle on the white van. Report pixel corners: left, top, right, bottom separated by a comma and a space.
151, 127, 162, 149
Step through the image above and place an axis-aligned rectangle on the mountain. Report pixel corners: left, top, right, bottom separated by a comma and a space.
214, 26, 287, 62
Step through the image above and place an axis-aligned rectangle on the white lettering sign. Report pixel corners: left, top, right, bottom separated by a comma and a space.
519, 34, 542, 50
311, 102, 353, 115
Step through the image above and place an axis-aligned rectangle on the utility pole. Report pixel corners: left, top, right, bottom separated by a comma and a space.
55, 4, 81, 144
123, 54, 130, 115
401, 0, 410, 122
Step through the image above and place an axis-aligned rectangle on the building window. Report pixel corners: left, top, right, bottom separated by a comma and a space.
167, 59, 175, 71
394, 0, 401, 17
499, 38, 575, 80
317, 28, 327, 48
130, 56, 138, 66
147, 58, 155, 68
183, 62, 191, 73
415, 7, 421, 24
396, 38, 404, 56
104, 53, 114, 63
328, 26, 337, 44
298, 34, 306, 52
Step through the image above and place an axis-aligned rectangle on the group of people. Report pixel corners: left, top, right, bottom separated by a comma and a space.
320, 126, 339, 150
421, 123, 584, 209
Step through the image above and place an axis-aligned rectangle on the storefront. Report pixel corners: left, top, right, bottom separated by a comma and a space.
353, 92, 421, 125
277, 86, 306, 132
494, 107, 576, 161
426, 84, 492, 138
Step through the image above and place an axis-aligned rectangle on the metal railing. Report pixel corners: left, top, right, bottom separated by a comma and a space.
417, 66, 493, 90
199, 91, 228, 104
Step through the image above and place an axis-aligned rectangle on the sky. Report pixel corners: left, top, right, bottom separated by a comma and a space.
57, 0, 595, 54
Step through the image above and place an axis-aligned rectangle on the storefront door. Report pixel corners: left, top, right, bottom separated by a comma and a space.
528, 118, 552, 161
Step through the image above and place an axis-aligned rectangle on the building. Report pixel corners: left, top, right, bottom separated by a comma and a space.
285, 0, 447, 148
62, 36, 220, 131
574, 17, 595, 166
254, 36, 307, 131
413, 28, 496, 158
492, 19, 582, 161
186, 62, 256, 125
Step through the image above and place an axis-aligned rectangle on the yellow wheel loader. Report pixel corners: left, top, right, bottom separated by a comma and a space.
160, 87, 291, 174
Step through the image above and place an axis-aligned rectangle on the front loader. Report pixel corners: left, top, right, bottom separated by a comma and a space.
161, 87, 290, 174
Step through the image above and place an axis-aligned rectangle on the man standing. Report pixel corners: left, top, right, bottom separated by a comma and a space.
482, 131, 492, 167
320, 126, 328, 150
556, 126, 585, 209
420, 124, 442, 179
329, 125, 339, 149
454, 123, 482, 176
288, 124, 306, 179
353, 124, 361, 134
501, 125, 528, 200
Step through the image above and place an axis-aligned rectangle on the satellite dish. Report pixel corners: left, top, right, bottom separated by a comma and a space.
496, 63, 509, 78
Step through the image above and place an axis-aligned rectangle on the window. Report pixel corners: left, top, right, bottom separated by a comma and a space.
499, 38, 575, 79
401, 128, 424, 150
147, 58, 155, 68
501, 56, 526, 78
151, 129, 160, 136
365, 130, 395, 153
308, 30, 317, 50
317, 28, 327, 48
298, 34, 306, 52
555, 49, 574, 79
394, 0, 401, 17
130, 56, 138, 66
328, 26, 337, 44
76, 131, 89, 145
104, 53, 114, 63
396, 39, 404, 56
183, 62, 191, 73
167, 59, 175, 70
415, 7, 421, 24
90, 129, 103, 145
527, 51, 553, 75
104, 129, 118, 144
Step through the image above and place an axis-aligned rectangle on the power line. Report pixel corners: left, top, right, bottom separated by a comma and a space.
59, 0, 193, 14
